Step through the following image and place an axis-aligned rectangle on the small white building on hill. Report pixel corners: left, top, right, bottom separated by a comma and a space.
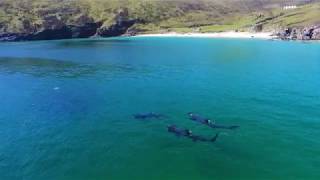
283, 5, 297, 10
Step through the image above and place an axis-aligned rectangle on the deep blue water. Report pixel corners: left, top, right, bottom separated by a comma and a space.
0, 37, 319, 180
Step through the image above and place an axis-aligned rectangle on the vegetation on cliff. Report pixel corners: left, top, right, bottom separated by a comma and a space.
0, 0, 319, 40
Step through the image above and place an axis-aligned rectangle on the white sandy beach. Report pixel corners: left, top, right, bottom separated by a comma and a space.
136, 31, 274, 39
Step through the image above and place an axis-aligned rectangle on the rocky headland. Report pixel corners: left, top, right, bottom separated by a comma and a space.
276, 26, 320, 40
0, 8, 137, 42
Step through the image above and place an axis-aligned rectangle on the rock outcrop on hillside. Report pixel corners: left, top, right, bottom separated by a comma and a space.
0, 9, 136, 42
96, 20, 136, 37
276, 26, 320, 40
0, 23, 102, 42
96, 8, 137, 37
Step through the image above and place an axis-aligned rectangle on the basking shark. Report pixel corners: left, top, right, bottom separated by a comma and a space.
188, 112, 239, 130
167, 125, 219, 142
133, 112, 167, 120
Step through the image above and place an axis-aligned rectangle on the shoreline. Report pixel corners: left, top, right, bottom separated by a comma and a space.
134, 31, 275, 39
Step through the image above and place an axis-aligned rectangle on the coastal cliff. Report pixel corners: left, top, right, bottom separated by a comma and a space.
0, 0, 319, 42
0, 7, 136, 41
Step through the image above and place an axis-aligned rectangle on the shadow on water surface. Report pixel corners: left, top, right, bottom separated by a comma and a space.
0, 57, 135, 78
53, 38, 134, 49
214, 44, 254, 63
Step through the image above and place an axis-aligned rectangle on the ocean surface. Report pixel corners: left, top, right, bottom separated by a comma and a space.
0, 37, 319, 180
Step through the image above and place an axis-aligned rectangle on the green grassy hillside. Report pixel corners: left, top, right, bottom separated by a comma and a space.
0, 0, 319, 35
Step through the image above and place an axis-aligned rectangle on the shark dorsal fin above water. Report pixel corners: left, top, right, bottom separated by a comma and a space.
133, 112, 167, 120
188, 112, 239, 130
167, 125, 219, 143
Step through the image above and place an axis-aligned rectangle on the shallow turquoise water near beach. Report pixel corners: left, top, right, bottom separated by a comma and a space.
0, 37, 319, 180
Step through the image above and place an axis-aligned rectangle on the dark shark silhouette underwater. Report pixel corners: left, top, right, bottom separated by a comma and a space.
133, 112, 239, 143
133, 112, 167, 120
188, 112, 240, 130
167, 125, 220, 142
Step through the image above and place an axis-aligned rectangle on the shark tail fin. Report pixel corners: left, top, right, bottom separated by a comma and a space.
229, 125, 240, 130
211, 133, 220, 142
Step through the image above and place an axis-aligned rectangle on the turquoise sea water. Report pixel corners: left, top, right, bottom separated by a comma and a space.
0, 37, 319, 180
